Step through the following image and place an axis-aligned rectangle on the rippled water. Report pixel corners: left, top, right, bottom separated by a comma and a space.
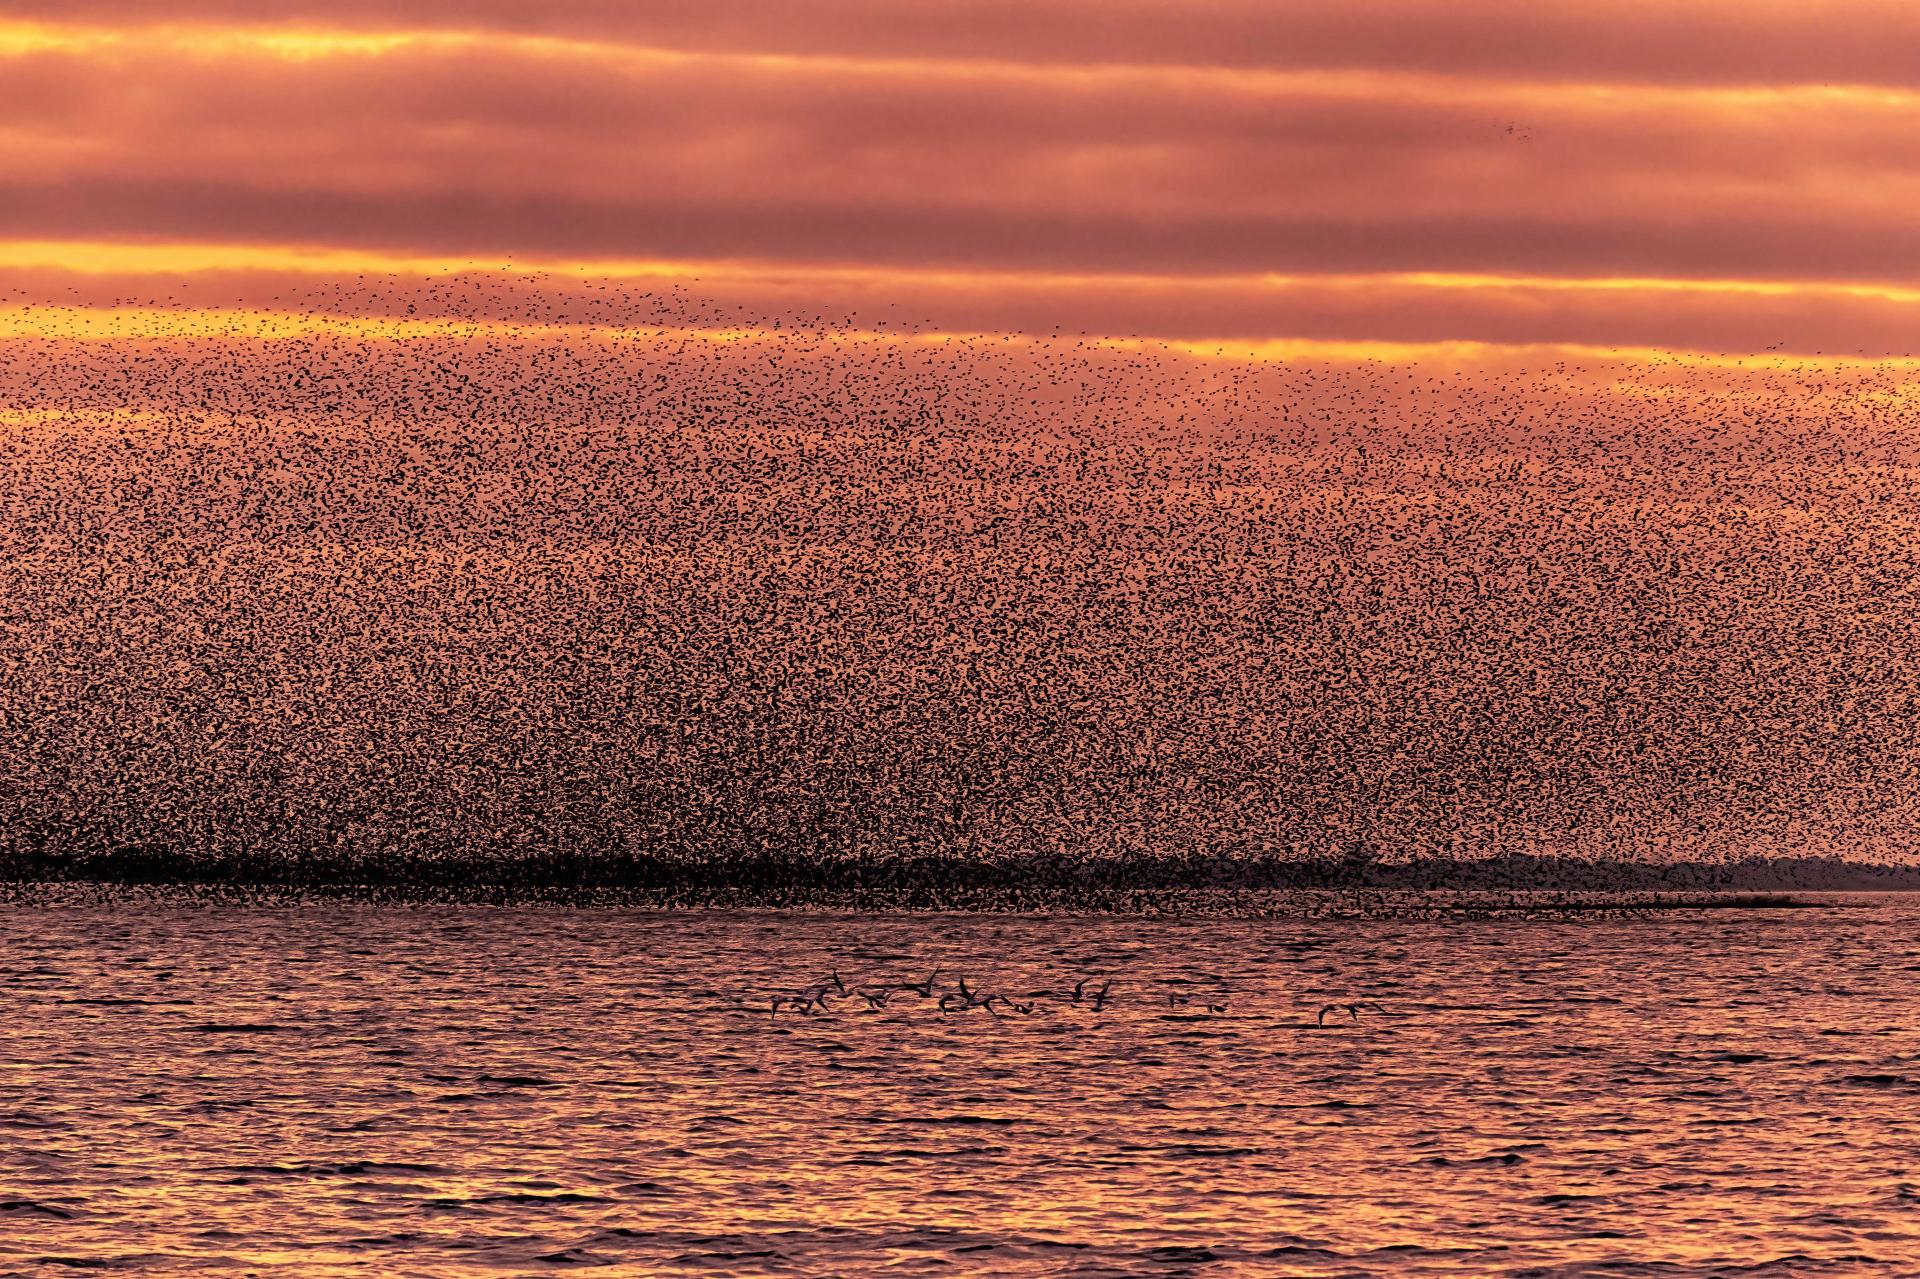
4, 896, 1919, 1276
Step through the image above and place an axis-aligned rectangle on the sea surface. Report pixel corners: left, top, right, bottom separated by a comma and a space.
3, 895, 1919, 1276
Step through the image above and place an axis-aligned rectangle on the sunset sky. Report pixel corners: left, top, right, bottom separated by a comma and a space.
7, 2, 1920, 877
4, 0, 1919, 360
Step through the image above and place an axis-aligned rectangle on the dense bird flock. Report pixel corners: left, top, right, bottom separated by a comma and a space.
1, 276, 1917, 904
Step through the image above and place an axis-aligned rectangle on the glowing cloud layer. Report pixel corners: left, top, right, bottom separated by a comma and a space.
0, 3, 1914, 353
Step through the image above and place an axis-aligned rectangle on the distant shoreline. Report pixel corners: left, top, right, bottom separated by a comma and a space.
3, 849, 1913, 914
0, 883, 1884, 916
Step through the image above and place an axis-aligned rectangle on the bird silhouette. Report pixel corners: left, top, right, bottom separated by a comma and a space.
1318, 1001, 1386, 1026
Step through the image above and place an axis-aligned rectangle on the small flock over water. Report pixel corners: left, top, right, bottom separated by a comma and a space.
761, 965, 1397, 1024
768, 968, 1131, 1017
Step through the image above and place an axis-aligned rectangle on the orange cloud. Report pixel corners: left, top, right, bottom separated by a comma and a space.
6, 244, 1920, 358
2, 8, 1917, 353
7, 2, 1920, 87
